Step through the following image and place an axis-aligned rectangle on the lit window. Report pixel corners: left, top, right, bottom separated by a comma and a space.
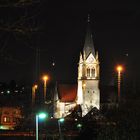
3, 117, 6, 122
3, 117, 10, 123
91, 68, 95, 77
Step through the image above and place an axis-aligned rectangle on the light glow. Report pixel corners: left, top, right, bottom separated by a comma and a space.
7, 90, 10, 94
59, 118, 65, 123
83, 83, 86, 87
38, 112, 47, 119
116, 65, 123, 73
77, 81, 83, 104
43, 75, 49, 82
0, 126, 4, 129
34, 84, 38, 89
0, 125, 10, 130
4, 117, 7, 122
77, 123, 82, 128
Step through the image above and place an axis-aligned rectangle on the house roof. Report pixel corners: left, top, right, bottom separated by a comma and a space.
58, 84, 77, 102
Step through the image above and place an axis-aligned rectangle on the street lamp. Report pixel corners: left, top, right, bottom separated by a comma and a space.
58, 118, 65, 140
36, 112, 47, 140
32, 84, 38, 107
116, 65, 123, 102
77, 123, 82, 132
42, 75, 49, 103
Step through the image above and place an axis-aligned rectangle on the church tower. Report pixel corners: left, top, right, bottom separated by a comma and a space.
77, 16, 100, 116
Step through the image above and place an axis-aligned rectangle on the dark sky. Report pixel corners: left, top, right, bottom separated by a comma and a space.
0, 1, 140, 85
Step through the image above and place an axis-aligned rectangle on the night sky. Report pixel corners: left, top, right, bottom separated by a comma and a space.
0, 1, 140, 86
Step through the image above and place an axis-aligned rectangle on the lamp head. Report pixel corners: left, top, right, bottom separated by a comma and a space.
116, 65, 123, 73
34, 84, 38, 89
58, 118, 65, 123
42, 75, 49, 82
38, 112, 48, 119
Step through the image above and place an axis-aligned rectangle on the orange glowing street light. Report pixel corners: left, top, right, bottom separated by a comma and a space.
32, 84, 38, 107
42, 75, 49, 103
116, 65, 124, 102
34, 84, 38, 89
116, 65, 123, 73
43, 75, 49, 82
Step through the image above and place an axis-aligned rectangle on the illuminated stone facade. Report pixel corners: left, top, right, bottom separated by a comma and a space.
53, 19, 100, 118
77, 50, 100, 116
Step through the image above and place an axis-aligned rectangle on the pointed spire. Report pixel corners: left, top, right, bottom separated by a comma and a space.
79, 52, 83, 63
83, 14, 95, 58
96, 51, 98, 60
83, 50, 86, 61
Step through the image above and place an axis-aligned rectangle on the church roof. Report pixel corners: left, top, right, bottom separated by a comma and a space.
83, 17, 95, 58
58, 84, 77, 102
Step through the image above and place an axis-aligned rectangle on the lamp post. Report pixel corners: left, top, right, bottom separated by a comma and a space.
42, 75, 49, 103
32, 84, 38, 107
116, 65, 123, 102
36, 112, 47, 140
58, 118, 64, 140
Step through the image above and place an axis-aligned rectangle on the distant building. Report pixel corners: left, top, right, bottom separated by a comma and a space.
0, 82, 31, 130
53, 17, 100, 118
0, 107, 22, 130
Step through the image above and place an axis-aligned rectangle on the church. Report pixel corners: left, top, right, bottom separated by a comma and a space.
53, 17, 100, 118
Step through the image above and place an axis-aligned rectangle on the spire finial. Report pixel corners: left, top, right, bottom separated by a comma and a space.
88, 14, 90, 23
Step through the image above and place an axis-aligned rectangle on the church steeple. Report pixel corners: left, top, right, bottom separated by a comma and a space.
83, 15, 95, 58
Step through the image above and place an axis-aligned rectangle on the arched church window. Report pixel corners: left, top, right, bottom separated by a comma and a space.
87, 68, 90, 77
91, 68, 95, 78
